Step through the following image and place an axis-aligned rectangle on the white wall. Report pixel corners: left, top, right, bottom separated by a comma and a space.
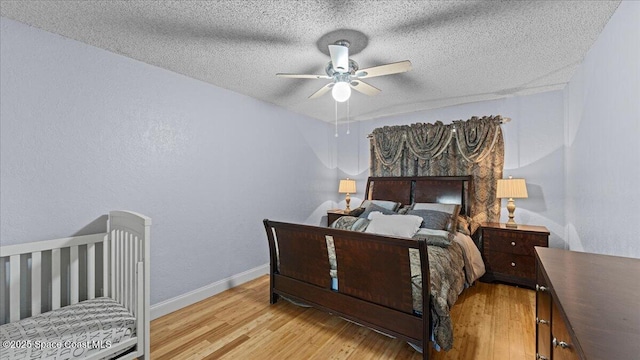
336, 91, 566, 248
0, 17, 337, 305
564, 0, 640, 258
337, 2, 640, 260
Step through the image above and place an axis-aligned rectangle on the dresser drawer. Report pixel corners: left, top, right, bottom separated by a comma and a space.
552, 300, 579, 360
484, 230, 548, 256
484, 250, 535, 279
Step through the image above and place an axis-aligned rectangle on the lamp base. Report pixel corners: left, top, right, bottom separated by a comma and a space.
505, 198, 518, 228
344, 193, 351, 212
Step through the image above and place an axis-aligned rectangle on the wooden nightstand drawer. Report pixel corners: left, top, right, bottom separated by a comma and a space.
484, 232, 547, 256
484, 250, 535, 279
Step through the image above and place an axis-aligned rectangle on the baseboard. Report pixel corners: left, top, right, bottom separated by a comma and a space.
150, 263, 269, 320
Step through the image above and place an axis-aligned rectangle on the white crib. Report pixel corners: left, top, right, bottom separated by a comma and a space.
0, 211, 151, 360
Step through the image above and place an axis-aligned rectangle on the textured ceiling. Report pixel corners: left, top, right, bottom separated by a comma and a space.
0, 0, 620, 122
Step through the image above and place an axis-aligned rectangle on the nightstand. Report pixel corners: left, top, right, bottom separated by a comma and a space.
480, 222, 549, 288
327, 209, 349, 226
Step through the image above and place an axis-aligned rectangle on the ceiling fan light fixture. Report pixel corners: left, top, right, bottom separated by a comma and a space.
332, 81, 351, 102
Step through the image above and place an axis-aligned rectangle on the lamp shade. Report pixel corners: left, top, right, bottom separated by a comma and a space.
496, 177, 528, 199
338, 178, 356, 194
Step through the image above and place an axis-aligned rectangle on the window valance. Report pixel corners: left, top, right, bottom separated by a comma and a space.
369, 115, 505, 224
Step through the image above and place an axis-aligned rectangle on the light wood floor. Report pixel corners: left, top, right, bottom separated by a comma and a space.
150, 275, 535, 359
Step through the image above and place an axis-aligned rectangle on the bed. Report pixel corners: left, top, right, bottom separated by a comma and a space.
263, 176, 484, 358
0, 210, 151, 360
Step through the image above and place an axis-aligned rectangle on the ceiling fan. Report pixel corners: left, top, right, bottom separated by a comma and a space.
276, 40, 412, 102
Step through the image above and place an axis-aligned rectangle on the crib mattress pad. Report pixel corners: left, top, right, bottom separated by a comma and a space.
0, 297, 136, 360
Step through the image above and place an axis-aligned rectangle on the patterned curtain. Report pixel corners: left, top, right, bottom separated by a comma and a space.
406, 121, 453, 160
369, 115, 504, 224
370, 125, 410, 176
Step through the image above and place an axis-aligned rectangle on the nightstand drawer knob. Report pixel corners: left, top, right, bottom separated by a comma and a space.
536, 285, 548, 292
511, 241, 516, 246
511, 262, 516, 267
536, 354, 548, 360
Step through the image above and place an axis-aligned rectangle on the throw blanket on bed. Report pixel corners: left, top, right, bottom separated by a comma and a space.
331, 216, 465, 351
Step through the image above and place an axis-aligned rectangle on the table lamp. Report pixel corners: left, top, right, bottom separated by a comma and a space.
496, 176, 528, 228
338, 178, 357, 212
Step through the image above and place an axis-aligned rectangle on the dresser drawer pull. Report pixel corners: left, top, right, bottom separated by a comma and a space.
536, 317, 549, 325
553, 338, 570, 349
511, 241, 516, 246
536, 354, 548, 360
511, 262, 516, 267
536, 285, 548, 292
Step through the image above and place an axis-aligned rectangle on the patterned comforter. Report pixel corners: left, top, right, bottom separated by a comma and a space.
331, 216, 466, 351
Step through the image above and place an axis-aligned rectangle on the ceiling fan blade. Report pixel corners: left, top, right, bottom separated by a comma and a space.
276, 73, 330, 79
350, 80, 381, 96
308, 83, 333, 99
328, 44, 349, 73
355, 60, 412, 78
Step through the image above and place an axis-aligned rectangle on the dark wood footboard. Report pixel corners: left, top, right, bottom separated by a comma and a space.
263, 219, 431, 359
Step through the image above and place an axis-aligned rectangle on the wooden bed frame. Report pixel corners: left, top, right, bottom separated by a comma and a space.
264, 176, 472, 359
0, 210, 151, 360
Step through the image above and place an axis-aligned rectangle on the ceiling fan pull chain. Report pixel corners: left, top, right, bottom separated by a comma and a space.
335, 100, 339, 137
346, 99, 350, 135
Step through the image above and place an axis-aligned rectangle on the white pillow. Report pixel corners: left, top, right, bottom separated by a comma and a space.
364, 213, 422, 238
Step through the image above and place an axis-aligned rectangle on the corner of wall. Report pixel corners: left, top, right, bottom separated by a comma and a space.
562, 83, 571, 250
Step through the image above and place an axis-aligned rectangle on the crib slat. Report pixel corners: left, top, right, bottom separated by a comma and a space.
133, 236, 140, 315
52, 248, 61, 310
136, 261, 144, 351
70, 245, 79, 304
123, 232, 128, 307
88, 243, 95, 299
120, 230, 124, 305
114, 230, 120, 304
112, 230, 117, 302
130, 234, 135, 310
126, 232, 132, 310
118, 232, 127, 306
110, 230, 118, 300
31, 251, 42, 316
0, 258, 7, 323
9, 255, 20, 322
104, 237, 110, 297
125, 234, 129, 310
119, 231, 124, 305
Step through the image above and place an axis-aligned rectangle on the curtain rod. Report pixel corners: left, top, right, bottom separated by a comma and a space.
366, 116, 511, 138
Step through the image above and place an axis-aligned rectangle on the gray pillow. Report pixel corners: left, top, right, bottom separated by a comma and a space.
410, 203, 461, 233
406, 209, 451, 230
359, 202, 396, 219
360, 199, 401, 212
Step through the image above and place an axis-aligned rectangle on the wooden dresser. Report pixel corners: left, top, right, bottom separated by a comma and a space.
481, 222, 549, 288
535, 247, 640, 360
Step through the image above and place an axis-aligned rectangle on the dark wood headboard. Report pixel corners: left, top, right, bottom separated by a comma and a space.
364, 176, 473, 216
